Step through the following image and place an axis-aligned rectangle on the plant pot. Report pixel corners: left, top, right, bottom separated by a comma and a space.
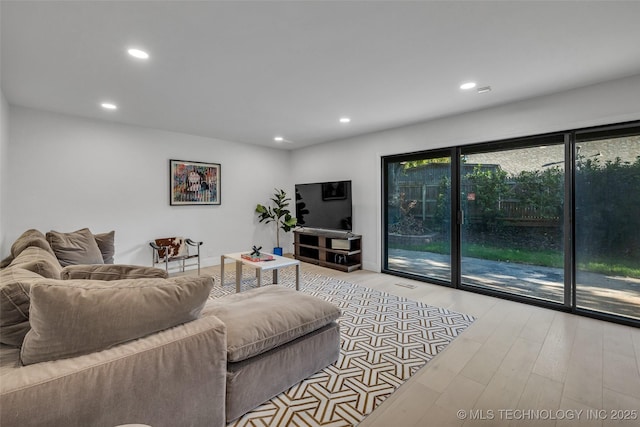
273, 247, 283, 256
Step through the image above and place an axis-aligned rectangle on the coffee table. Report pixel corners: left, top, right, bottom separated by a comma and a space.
220, 252, 300, 293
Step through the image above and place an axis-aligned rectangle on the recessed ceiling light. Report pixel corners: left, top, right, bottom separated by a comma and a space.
274, 136, 284, 142
477, 86, 492, 94
339, 117, 351, 124
100, 102, 117, 110
127, 48, 149, 60
460, 82, 477, 90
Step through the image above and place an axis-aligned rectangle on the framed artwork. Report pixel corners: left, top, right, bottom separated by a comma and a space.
170, 159, 221, 205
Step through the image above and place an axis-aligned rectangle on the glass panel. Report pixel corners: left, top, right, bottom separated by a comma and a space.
460, 144, 565, 303
386, 156, 451, 282
575, 135, 640, 320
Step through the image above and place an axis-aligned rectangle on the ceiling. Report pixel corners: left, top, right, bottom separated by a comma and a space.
2, 1, 640, 149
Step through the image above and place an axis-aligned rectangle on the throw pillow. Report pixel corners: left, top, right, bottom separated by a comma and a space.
10, 229, 57, 259
8, 246, 63, 279
0, 267, 43, 347
20, 276, 214, 365
46, 228, 104, 267
93, 230, 115, 264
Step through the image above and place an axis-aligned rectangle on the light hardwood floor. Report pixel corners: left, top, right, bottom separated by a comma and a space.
192, 262, 640, 427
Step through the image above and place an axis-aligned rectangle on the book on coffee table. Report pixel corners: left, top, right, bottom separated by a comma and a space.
241, 253, 275, 262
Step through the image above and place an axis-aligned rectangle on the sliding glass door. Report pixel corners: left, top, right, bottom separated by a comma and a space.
384, 151, 453, 284
382, 122, 639, 326
574, 127, 640, 320
459, 138, 566, 304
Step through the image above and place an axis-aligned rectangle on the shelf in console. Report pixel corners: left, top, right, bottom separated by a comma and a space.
293, 228, 362, 273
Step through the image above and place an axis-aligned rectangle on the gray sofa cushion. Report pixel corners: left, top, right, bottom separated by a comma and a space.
203, 286, 341, 362
0, 268, 43, 347
1, 316, 228, 427
226, 322, 340, 421
20, 276, 214, 365
46, 228, 104, 267
61, 264, 168, 280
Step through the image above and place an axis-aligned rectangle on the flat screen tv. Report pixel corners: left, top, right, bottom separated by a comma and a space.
295, 181, 352, 231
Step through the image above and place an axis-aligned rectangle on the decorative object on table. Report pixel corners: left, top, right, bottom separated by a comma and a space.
170, 159, 221, 205
241, 245, 273, 262
240, 252, 274, 262
255, 188, 297, 256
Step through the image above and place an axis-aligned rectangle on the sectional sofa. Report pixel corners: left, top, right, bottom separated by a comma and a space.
0, 229, 341, 427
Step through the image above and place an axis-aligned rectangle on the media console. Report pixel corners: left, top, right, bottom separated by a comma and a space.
293, 229, 362, 272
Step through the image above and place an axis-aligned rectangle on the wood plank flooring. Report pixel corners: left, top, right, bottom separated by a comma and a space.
189, 262, 640, 427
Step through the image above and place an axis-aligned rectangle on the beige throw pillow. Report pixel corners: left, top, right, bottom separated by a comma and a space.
8, 246, 63, 279
46, 228, 104, 267
10, 229, 57, 259
20, 276, 214, 365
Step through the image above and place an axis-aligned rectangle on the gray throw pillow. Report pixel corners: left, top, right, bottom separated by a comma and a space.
46, 228, 104, 267
20, 276, 214, 365
93, 230, 115, 264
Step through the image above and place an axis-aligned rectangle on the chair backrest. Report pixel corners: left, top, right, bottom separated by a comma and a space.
154, 237, 188, 259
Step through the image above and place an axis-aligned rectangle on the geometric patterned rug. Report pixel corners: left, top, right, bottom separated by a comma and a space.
207, 269, 475, 427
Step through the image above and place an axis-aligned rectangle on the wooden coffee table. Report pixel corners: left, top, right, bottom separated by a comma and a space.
220, 252, 300, 293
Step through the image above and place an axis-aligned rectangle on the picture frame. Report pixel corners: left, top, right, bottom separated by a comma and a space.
170, 159, 221, 205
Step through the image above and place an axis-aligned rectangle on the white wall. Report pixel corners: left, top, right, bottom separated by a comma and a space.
5, 74, 640, 272
291, 74, 640, 271
0, 89, 9, 253
4, 106, 293, 267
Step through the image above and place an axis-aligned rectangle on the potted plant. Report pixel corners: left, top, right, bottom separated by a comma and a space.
255, 188, 297, 256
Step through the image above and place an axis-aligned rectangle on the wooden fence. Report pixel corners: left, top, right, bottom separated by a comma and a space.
395, 182, 561, 227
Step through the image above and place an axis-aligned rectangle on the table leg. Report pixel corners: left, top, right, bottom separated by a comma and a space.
256, 268, 262, 287
295, 264, 300, 290
220, 256, 225, 286
273, 268, 279, 284
235, 261, 242, 293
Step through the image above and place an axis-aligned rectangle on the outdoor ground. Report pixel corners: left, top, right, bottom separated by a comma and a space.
388, 248, 640, 320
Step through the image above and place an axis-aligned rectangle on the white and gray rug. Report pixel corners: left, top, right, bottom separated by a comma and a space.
209, 269, 474, 427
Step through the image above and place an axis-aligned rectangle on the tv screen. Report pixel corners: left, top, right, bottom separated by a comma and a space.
295, 181, 352, 231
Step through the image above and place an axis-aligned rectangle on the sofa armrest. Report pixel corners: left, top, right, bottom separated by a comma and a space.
60, 264, 169, 280
1, 316, 227, 427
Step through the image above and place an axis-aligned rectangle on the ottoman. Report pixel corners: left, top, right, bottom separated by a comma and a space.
202, 286, 341, 422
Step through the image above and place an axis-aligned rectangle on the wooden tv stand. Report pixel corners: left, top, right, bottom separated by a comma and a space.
293, 229, 362, 272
